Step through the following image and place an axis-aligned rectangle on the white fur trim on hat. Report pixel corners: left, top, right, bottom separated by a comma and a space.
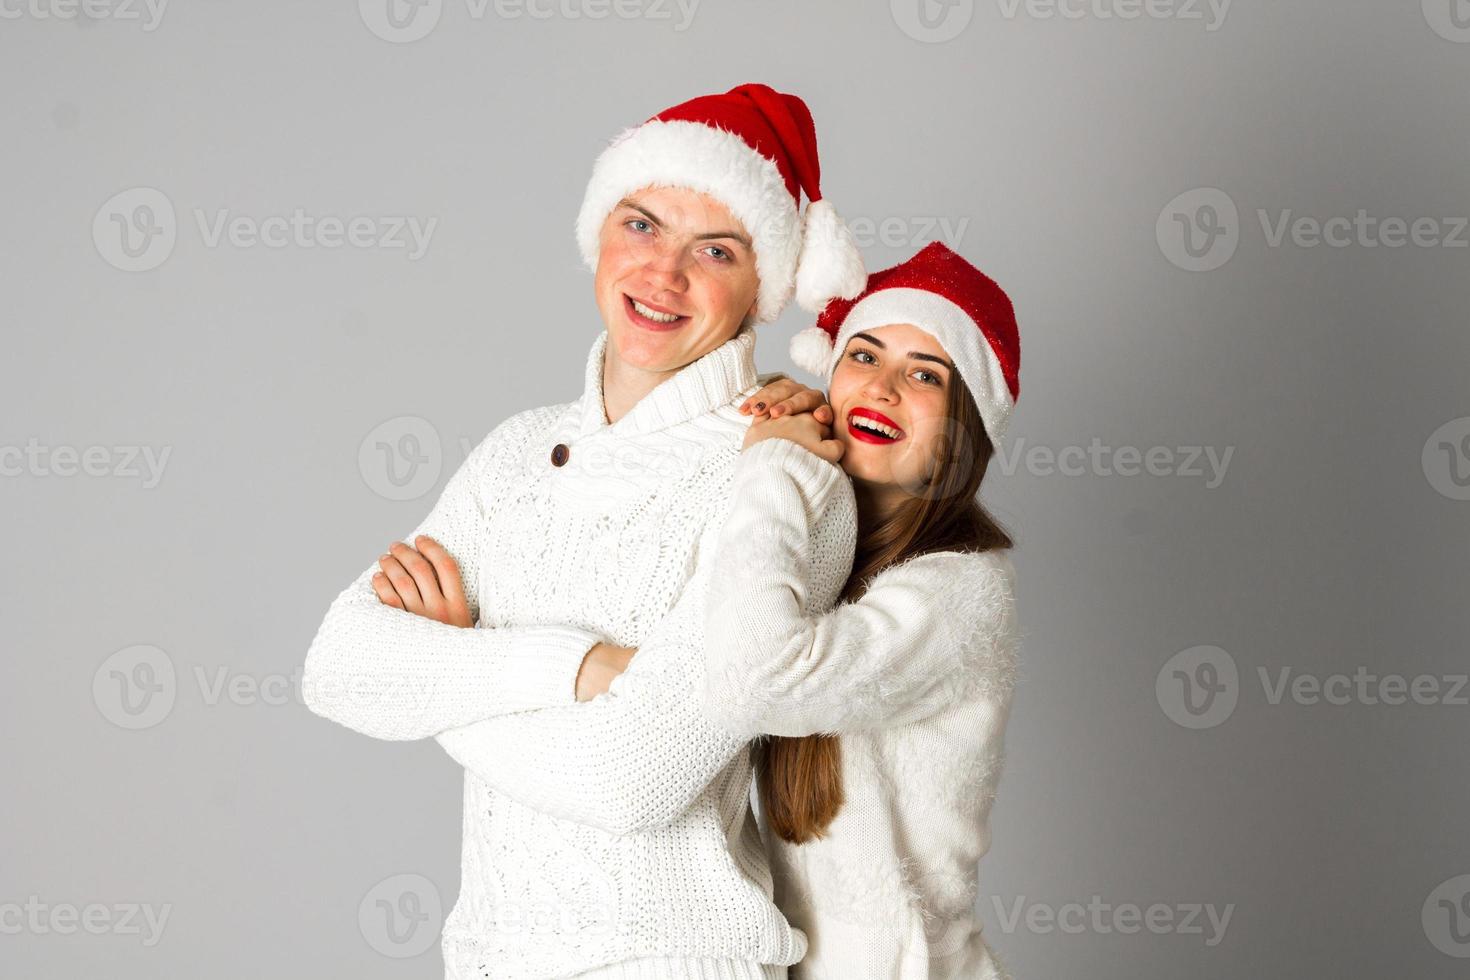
575, 119, 802, 323
794, 199, 867, 313
821, 287, 1016, 443
788, 324, 835, 376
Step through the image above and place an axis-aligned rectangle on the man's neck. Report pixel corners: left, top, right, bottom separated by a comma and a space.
601, 355, 681, 426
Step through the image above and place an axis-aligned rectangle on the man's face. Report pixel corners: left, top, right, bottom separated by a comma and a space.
594, 185, 761, 376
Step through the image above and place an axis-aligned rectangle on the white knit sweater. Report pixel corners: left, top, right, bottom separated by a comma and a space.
703, 444, 1021, 980
302, 325, 857, 979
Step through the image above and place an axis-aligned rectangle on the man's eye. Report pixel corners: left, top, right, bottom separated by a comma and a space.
626, 219, 653, 234
704, 245, 731, 262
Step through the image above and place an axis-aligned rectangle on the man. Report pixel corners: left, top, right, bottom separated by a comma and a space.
302, 83, 864, 978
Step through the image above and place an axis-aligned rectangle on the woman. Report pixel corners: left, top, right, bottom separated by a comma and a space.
703, 240, 1023, 980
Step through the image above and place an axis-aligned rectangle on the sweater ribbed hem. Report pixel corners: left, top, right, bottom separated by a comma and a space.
570, 957, 785, 979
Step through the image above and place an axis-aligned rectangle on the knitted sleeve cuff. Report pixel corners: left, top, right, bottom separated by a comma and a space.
738, 434, 846, 504
481, 625, 602, 709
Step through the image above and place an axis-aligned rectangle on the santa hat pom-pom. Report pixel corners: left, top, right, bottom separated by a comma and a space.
794, 199, 867, 313
789, 325, 836, 376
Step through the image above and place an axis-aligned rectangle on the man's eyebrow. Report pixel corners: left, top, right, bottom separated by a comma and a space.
850, 332, 956, 372
616, 198, 662, 227
614, 197, 752, 249
695, 228, 752, 248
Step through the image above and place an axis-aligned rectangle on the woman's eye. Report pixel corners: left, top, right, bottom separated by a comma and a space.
850, 350, 875, 364
915, 370, 942, 386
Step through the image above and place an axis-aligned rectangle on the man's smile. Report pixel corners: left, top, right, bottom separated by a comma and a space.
624, 293, 690, 331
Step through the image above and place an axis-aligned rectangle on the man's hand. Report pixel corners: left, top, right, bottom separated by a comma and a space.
372, 535, 473, 628
743, 411, 845, 465
575, 642, 636, 701
739, 376, 834, 427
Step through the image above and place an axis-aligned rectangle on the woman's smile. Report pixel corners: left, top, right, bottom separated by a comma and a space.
845, 406, 906, 444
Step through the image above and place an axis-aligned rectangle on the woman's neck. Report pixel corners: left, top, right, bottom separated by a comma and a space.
851, 477, 902, 530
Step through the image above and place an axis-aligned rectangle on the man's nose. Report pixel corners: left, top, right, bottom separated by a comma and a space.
639, 241, 690, 290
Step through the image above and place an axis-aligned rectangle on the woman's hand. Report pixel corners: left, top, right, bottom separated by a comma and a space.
744, 411, 845, 465
372, 535, 473, 628
739, 375, 834, 427
575, 642, 636, 701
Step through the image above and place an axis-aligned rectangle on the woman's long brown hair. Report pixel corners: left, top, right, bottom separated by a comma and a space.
754, 370, 1014, 845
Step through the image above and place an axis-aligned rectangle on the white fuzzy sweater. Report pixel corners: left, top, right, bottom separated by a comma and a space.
703, 444, 1022, 980
302, 325, 857, 979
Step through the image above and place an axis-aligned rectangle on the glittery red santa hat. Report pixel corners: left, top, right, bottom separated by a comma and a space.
575, 83, 866, 323
791, 241, 1021, 442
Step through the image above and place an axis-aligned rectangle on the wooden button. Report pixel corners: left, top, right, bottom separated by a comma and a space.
550, 443, 570, 467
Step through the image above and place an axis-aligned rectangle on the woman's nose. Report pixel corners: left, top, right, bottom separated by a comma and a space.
863, 373, 899, 402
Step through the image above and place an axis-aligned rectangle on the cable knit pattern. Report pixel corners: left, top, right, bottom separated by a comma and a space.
702, 442, 1021, 980
303, 326, 856, 979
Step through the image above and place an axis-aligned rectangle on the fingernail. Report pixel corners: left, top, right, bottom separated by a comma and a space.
755, 402, 765, 411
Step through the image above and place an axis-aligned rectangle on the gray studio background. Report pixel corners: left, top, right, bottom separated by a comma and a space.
3, 1, 1467, 977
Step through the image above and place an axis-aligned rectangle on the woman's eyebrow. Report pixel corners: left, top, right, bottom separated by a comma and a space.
851, 332, 955, 371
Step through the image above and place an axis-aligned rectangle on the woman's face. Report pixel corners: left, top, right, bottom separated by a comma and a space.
826, 322, 958, 502
594, 185, 761, 377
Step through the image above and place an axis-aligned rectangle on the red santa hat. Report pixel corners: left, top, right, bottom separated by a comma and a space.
575, 83, 867, 323
791, 241, 1021, 443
